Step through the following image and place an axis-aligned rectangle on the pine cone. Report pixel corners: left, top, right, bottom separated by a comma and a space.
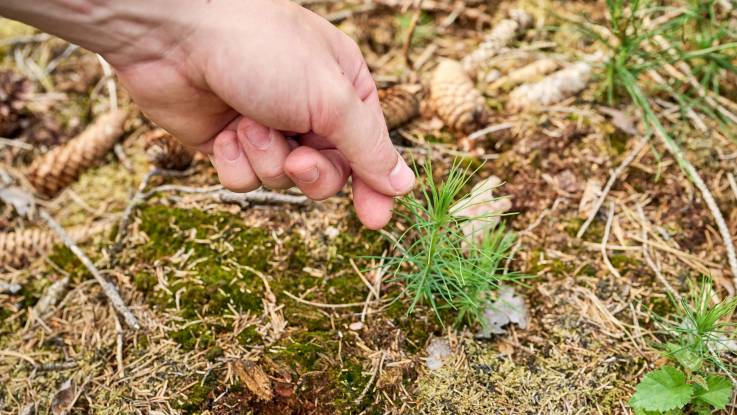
26, 110, 128, 198
507, 61, 591, 112
461, 9, 533, 76
0, 224, 105, 271
429, 59, 488, 134
378, 85, 420, 130
0, 70, 33, 137
143, 129, 194, 170
0, 228, 55, 270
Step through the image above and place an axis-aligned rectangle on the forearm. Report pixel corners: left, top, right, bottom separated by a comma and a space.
0, 0, 203, 65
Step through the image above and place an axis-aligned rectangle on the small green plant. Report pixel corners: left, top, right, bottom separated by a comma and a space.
630, 279, 737, 414
383, 159, 522, 326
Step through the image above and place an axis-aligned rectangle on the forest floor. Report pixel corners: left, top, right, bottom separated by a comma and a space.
1, 0, 737, 414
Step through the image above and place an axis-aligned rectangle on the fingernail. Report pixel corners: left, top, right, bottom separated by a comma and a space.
294, 166, 319, 184
389, 155, 415, 194
245, 122, 271, 150
220, 134, 241, 161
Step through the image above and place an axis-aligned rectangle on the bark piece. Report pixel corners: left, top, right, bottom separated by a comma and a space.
507, 62, 592, 112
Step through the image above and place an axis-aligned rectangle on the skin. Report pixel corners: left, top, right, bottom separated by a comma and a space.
0, 0, 415, 229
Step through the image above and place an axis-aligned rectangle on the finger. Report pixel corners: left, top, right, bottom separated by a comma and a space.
351, 176, 394, 230
210, 128, 261, 192
298, 132, 334, 150
310, 67, 415, 199
237, 117, 294, 190
284, 146, 350, 200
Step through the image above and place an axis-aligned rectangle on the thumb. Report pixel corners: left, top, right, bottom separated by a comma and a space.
311, 70, 415, 197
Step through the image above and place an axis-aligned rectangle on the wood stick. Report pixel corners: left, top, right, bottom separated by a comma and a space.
38, 209, 140, 329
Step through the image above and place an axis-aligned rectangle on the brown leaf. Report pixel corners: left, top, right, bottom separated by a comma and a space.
235, 360, 273, 401
50, 379, 76, 415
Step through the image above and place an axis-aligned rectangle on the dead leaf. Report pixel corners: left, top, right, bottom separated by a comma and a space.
0, 186, 34, 217
477, 286, 528, 337
425, 337, 451, 371
599, 106, 638, 135
235, 360, 273, 401
578, 178, 602, 219
450, 176, 512, 244
50, 379, 76, 415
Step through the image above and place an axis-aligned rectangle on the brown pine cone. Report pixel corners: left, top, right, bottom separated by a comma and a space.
429, 59, 488, 134
0, 228, 56, 270
0, 70, 33, 137
25, 110, 128, 198
0, 224, 106, 271
143, 129, 194, 170
378, 85, 420, 130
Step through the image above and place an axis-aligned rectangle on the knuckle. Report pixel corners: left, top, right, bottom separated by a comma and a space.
310, 83, 354, 138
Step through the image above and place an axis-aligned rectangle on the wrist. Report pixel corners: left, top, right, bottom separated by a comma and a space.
0, 0, 204, 66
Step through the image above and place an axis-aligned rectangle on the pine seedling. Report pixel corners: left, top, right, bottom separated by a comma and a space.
383, 159, 521, 326
630, 278, 737, 414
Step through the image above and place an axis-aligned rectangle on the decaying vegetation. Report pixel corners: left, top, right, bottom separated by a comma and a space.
1, 0, 737, 414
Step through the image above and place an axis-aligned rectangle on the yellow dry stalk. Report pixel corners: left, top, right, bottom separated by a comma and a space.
461, 9, 533, 76
26, 110, 128, 198
378, 85, 420, 130
430, 59, 488, 134
143, 128, 195, 171
487, 58, 560, 92
507, 61, 592, 112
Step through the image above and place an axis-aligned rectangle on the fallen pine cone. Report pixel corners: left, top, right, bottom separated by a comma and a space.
26, 110, 128, 198
0, 224, 103, 271
378, 85, 420, 130
462, 9, 533, 76
507, 61, 592, 112
0, 69, 33, 137
430, 59, 488, 134
143, 129, 194, 170
487, 58, 559, 92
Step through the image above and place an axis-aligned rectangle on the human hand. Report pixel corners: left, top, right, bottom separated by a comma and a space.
112, 0, 415, 229
1, 0, 415, 229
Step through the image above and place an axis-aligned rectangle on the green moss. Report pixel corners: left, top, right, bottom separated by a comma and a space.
170, 323, 215, 351
609, 254, 640, 272
47, 245, 89, 280
175, 371, 218, 413
237, 326, 262, 346
335, 360, 371, 409
205, 346, 224, 362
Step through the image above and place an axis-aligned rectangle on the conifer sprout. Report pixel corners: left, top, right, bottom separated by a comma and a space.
378, 85, 421, 130
383, 160, 522, 325
461, 9, 533, 76
429, 59, 488, 135
507, 61, 592, 112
